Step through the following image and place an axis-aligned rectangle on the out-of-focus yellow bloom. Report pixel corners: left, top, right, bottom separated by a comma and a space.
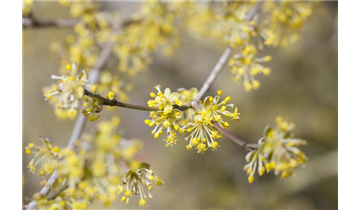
118, 163, 164, 206
228, 45, 271, 91
96, 71, 131, 104
27, 117, 151, 208
178, 87, 198, 125
186, 3, 222, 41
26, 138, 60, 176
263, 1, 316, 47
50, 23, 99, 73
59, 0, 97, 18
244, 116, 307, 183
113, 1, 182, 76
22, 0, 33, 16
44, 63, 88, 119
243, 150, 266, 183
82, 95, 102, 122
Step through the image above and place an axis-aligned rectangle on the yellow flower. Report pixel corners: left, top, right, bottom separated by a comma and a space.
263, 1, 316, 47
244, 116, 307, 182
44, 63, 88, 118
139, 198, 147, 207
186, 3, 222, 41
82, 95, 102, 122
96, 71, 131, 103
145, 109, 182, 146
229, 45, 271, 91
183, 113, 221, 154
243, 150, 267, 183
177, 87, 198, 125
119, 164, 163, 207
201, 91, 240, 124
22, 0, 33, 16
182, 90, 239, 153
147, 85, 180, 115
113, 1, 181, 75
26, 138, 60, 176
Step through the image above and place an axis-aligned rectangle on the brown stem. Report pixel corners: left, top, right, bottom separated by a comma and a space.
23, 15, 140, 29
22, 17, 79, 28
212, 121, 247, 147
84, 89, 191, 112
195, 46, 232, 102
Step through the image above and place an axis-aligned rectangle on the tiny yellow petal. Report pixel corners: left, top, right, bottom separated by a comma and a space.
248, 176, 254, 183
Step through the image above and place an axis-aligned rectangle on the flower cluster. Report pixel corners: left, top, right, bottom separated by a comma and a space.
51, 1, 117, 73
26, 117, 162, 208
95, 71, 132, 104
177, 87, 198, 125
112, 1, 189, 76
185, 3, 222, 42
185, 1, 317, 90
118, 163, 164, 207
50, 23, 99, 73
25, 137, 60, 176
217, 2, 257, 48
48, 1, 317, 93
184, 90, 240, 153
22, 0, 33, 16
145, 85, 182, 147
82, 95, 102, 121
263, 1, 316, 47
59, 0, 98, 19
44, 63, 88, 119
244, 116, 307, 183
82, 71, 132, 122
228, 45, 271, 91
146, 87, 240, 153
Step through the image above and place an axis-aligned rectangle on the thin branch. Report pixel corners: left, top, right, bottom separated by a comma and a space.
195, 46, 232, 102
84, 89, 158, 111
212, 121, 249, 148
25, 40, 114, 210
23, 15, 140, 29
84, 89, 191, 112
194, 1, 264, 103
245, 1, 264, 22
22, 17, 79, 28
47, 184, 68, 200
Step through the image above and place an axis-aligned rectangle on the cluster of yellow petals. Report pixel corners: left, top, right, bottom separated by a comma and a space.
26, 117, 159, 208
118, 163, 164, 207
146, 87, 240, 153
43, 63, 88, 119
244, 116, 307, 183
229, 45, 272, 91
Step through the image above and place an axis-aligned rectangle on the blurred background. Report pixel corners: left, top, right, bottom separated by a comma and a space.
23, 1, 338, 209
